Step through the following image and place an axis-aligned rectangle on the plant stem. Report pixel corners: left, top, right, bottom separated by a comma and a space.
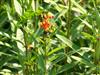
93, 0, 100, 74
62, 0, 72, 74
67, 0, 71, 38
43, 33, 48, 75
33, 0, 39, 74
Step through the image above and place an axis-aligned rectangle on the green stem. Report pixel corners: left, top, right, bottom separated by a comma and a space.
93, 0, 100, 74
67, 0, 71, 38
33, 0, 39, 74
43, 33, 48, 75
34, 0, 39, 31
62, 0, 72, 75
64, 0, 72, 59
95, 39, 100, 74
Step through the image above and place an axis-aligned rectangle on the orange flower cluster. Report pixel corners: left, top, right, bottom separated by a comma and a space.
40, 13, 54, 31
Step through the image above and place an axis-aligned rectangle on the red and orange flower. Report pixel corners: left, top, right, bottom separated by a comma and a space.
40, 12, 54, 31
40, 20, 50, 31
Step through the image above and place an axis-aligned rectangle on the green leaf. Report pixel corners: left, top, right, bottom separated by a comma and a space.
81, 32, 96, 42
34, 28, 44, 38
71, 0, 87, 14
49, 67, 56, 75
57, 61, 78, 74
5, 4, 17, 32
56, 34, 80, 51
55, 9, 68, 21
0, 11, 7, 27
0, 41, 11, 48
78, 17, 92, 29
0, 32, 10, 38
71, 56, 95, 67
38, 54, 45, 73
31, 0, 35, 11
48, 46, 65, 56
95, 9, 100, 30
14, 0, 22, 16
49, 53, 65, 63
16, 29, 25, 55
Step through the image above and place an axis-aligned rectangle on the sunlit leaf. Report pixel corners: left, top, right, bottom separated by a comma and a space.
56, 34, 80, 51
14, 0, 22, 16
16, 29, 25, 55
71, 55, 95, 67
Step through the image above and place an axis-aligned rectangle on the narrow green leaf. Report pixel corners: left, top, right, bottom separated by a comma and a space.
0, 11, 7, 27
71, 56, 95, 67
38, 55, 45, 72
95, 9, 100, 29
49, 53, 65, 63
56, 34, 80, 50
0, 41, 12, 48
71, 0, 87, 14
0, 32, 10, 38
31, 0, 35, 11
14, 0, 22, 16
57, 61, 78, 74
48, 46, 65, 56
79, 18, 92, 29
55, 9, 68, 21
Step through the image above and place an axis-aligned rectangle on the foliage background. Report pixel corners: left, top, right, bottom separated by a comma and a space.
0, 0, 100, 75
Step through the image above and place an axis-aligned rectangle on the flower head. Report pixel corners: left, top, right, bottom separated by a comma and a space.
40, 20, 50, 31
40, 12, 54, 31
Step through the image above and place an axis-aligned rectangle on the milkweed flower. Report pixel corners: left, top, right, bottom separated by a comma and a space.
40, 20, 50, 31
40, 12, 54, 31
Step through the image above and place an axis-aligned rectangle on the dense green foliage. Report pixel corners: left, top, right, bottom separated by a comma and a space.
0, 0, 100, 75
